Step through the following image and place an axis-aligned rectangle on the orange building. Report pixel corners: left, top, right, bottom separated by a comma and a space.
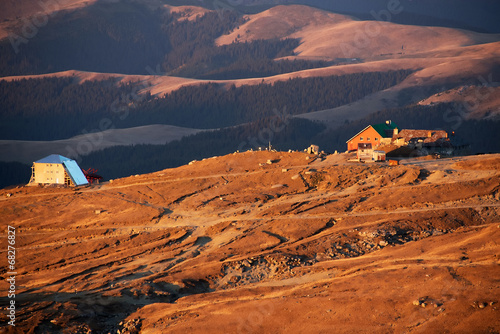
346, 120, 398, 151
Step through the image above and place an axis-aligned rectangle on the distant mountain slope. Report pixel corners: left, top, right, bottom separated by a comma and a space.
0, 124, 204, 165
216, 5, 499, 61
0, 0, 98, 39
2, 0, 499, 40
195, 0, 500, 33
0, 0, 94, 21
0, 69, 203, 96
417, 86, 500, 120
1, 2, 316, 78
0, 1, 173, 75
0, 70, 412, 141
295, 0, 500, 33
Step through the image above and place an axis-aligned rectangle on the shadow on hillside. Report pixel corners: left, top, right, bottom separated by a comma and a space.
8, 277, 213, 333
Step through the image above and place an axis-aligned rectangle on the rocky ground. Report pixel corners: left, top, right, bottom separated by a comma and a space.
0, 151, 499, 333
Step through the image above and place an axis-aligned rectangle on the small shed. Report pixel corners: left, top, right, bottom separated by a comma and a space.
357, 143, 373, 161
372, 150, 386, 162
28, 154, 89, 187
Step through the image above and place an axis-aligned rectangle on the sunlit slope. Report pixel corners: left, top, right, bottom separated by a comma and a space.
1, 152, 499, 333
217, 5, 499, 60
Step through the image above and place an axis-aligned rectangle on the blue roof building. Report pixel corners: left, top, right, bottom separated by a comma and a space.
29, 154, 89, 187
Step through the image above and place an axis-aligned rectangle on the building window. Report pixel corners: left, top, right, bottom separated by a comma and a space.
375, 137, 379, 141
367, 137, 370, 141
360, 137, 364, 140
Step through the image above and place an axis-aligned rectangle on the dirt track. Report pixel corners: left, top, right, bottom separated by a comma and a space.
1, 151, 499, 333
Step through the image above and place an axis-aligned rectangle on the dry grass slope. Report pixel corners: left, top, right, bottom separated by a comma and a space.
1, 152, 499, 333
216, 5, 499, 60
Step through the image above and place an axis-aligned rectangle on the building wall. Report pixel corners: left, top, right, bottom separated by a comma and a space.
33, 163, 67, 185
373, 150, 386, 161
357, 148, 373, 160
347, 126, 384, 151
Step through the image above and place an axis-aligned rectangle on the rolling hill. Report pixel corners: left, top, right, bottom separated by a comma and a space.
2, 3, 497, 108
0, 124, 204, 165
215, 4, 498, 58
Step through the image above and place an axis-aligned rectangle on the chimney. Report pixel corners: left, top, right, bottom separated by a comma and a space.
427, 131, 432, 138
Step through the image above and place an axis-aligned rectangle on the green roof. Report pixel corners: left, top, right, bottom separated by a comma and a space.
371, 122, 398, 138
346, 121, 399, 144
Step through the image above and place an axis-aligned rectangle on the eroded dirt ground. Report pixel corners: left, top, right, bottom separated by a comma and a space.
1, 151, 499, 333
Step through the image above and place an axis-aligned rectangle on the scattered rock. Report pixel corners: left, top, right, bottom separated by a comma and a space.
471, 301, 482, 308
282, 168, 288, 173
291, 174, 300, 180
116, 318, 142, 334
307, 145, 319, 155
413, 297, 430, 307
73, 324, 92, 334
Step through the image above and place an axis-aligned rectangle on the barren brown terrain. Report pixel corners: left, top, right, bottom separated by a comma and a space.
1, 151, 499, 333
